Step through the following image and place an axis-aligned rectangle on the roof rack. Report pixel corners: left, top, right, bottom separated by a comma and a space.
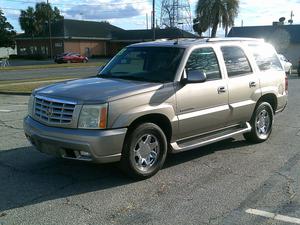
206, 37, 265, 42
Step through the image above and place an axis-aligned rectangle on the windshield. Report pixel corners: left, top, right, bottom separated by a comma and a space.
99, 47, 185, 83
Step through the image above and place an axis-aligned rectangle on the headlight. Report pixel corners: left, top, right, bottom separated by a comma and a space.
78, 104, 108, 129
28, 95, 34, 117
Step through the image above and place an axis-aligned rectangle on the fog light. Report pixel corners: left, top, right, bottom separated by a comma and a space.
79, 151, 91, 157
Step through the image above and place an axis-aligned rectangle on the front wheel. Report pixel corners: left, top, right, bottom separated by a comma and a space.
243, 102, 274, 143
120, 123, 167, 179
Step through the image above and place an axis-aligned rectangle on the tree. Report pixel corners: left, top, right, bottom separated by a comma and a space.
19, 2, 63, 36
194, 0, 239, 38
0, 10, 16, 48
19, 7, 38, 38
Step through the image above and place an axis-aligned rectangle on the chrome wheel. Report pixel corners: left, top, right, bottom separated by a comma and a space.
132, 134, 160, 172
255, 109, 270, 138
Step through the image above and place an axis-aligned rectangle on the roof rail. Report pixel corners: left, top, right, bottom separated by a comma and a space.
206, 37, 265, 42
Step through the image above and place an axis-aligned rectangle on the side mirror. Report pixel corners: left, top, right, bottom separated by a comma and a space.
183, 70, 207, 84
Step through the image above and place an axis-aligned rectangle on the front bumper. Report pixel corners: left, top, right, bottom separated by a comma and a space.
24, 116, 127, 163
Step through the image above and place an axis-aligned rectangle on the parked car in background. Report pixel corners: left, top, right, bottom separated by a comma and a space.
55, 53, 88, 64
278, 54, 292, 75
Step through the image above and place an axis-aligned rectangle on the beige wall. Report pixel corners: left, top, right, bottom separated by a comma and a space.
64, 40, 107, 56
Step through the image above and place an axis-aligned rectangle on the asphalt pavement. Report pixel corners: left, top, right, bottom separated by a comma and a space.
0, 76, 299, 225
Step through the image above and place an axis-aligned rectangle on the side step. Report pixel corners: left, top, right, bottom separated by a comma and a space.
170, 122, 251, 153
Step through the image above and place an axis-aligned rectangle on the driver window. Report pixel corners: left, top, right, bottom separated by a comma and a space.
186, 47, 221, 81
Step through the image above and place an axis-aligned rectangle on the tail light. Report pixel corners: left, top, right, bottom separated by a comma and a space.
285, 75, 288, 91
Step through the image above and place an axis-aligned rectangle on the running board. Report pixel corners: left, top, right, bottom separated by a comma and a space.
170, 122, 251, 153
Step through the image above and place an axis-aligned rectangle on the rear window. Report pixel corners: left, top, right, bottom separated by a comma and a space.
248, 44, 283, 72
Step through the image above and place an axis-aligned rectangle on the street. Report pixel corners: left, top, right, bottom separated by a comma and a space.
0, 66, 99, 82
0, 76, 299, 225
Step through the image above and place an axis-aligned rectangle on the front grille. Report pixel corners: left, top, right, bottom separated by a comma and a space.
34, 96, 76, 124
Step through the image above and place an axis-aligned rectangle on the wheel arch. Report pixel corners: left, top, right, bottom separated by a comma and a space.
257, 93, 278, 113
126, 113, 173, 143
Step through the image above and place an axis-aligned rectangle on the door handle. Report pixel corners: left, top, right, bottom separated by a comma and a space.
217, 86, 226, 94
249, 81, 257, 88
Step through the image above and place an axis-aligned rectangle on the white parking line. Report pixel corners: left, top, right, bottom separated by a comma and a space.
246, 209, 300, 224
0, 110, 12, 112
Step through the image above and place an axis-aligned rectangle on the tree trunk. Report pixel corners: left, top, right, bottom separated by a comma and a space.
211, 21, 219, 38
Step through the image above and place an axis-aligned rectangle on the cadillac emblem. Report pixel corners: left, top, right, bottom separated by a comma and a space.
46, 107, 54, 117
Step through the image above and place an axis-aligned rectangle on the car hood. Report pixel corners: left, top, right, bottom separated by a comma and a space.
34, 77, 163, 104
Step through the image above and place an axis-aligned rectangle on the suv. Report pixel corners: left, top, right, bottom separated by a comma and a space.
24, 38, 288, 179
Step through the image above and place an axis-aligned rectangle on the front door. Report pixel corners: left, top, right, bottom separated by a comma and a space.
176, 47, 230, 139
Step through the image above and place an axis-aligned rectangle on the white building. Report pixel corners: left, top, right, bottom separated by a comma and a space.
0, 47, 17, 58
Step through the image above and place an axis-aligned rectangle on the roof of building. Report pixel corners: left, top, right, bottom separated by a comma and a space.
16, 19, 197, 41
228, 25, 300, 44
111, 28, 198, 42
16, 19, 123, 40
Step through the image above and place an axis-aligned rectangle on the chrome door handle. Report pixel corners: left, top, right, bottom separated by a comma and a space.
217, 86, 226, 94
249, 81, 257, 88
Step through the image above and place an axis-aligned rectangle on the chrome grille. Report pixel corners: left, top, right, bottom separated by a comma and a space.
34, 95, 76, 124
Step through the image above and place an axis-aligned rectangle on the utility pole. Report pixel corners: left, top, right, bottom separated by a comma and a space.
47, 0, 53, 59
152, 0, 156, 40
146, 13, 149, 30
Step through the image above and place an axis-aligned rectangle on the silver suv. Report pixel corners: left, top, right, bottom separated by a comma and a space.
24, 38, 288, 179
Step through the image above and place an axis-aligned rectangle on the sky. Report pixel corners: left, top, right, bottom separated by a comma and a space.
1, 0, 300, 36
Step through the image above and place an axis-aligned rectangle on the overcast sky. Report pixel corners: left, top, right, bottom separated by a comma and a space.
1, 0, 300, 36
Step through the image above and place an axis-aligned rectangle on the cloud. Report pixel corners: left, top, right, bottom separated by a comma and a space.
64, 0, 151, 20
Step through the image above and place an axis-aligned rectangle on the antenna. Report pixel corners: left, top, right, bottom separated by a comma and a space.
160, 0, 192, 31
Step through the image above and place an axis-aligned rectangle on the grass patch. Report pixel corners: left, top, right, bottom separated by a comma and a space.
0, 60, 107, 71
0, 77, 80, 94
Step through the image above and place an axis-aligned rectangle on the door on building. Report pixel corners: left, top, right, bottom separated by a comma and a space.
85, 48, 91, 57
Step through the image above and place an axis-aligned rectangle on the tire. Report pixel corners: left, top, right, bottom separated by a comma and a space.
83, 59, 88, 63
243, 102, 274, 143
120, 123, 167, 179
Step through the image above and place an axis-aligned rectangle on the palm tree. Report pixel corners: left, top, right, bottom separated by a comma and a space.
19, 7, 38, 38
194, 0, 239, 38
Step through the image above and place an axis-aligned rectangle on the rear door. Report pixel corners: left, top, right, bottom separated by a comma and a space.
220, 45, 261, 125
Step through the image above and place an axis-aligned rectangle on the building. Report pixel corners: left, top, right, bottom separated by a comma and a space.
16, 19, 123, 58
228, 24, 300, 65
15, 19, 197, 58
109, 28, 197, 55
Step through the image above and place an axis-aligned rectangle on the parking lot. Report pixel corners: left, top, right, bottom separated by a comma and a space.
0, 76, 299, 225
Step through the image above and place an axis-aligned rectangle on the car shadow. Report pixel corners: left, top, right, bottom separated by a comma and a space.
0, 138, 252, 212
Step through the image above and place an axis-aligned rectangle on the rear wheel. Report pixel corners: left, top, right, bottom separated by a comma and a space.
120, 123, 167, 179
243, 102, 274, 143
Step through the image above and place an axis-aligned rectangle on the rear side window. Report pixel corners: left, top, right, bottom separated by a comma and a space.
248, 44, 283, 72
186, 47, 221, 81
221, 46, 252, 77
